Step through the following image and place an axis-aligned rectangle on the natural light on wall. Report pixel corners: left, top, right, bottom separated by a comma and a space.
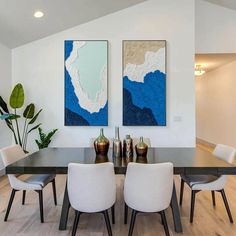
195, 64, 205, 76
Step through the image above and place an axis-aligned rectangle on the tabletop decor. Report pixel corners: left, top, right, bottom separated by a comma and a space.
0, 83, 42, 152
123, 135, 133, 158
135, 136, 148, 159
112, 126, 122, 158
123, 40, 166, 126
94, 128, 109, 158
64, 40, 108, 126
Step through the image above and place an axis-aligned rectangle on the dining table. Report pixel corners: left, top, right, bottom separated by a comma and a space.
5, 147, 236, 233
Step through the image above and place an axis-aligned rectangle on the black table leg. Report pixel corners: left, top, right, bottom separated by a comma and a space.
170, 181, 183, 233
59, 181, 71, 230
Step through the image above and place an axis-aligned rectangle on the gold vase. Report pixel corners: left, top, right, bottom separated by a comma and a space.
94, 128, 110, 158
135, 136, 148, 159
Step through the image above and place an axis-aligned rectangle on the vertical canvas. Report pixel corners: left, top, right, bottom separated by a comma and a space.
64, 40, 108, 126
123, 40, 166, 126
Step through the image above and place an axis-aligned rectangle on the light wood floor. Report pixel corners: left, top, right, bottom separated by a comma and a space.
0, 146, 236, 235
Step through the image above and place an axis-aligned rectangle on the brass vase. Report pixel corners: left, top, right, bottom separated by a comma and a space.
112, 126, 122, 158
135, 136, 148, 159
94, 128, 109, 158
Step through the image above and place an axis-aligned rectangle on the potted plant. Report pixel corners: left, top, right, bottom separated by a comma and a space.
0, 83, 42, 152
35, 127, 58, 149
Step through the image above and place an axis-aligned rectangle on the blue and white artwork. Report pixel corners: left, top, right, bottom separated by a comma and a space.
123, 40, 166, 126
64, 40, 108, 126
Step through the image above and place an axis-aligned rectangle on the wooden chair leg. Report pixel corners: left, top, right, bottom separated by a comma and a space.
124, 202, 128, 224
103, 210, 113, 236
211, 191, 216, 207
220, 189, 233, 223
179, 178, 184, 206
72, 211, 81, 236
4, 189, 17, 221
111, 204, 115, 224
51, 179, 57, 206
190, 190, 197, 223
37, 190, 44, 223
128, 210, 137, 236
160, 211, 170, 236
22, 190, 26, 205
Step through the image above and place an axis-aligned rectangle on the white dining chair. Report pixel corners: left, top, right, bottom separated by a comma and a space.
124, 162, 173, 236
179, 144, 236, 223
67, 162, 116, 236
0, 145, 57, 223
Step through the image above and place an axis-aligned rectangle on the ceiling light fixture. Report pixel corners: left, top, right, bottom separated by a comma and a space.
195, 64, 205, 76
34, 11, 44, 18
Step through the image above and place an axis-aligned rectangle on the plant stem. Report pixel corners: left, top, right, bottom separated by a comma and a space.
24, 132, 28, 151
22, 118, 27, 148
23, 123, 30, 151
6, 120, 18, 144
14, 108, 22, 146
12, 126, 18, 144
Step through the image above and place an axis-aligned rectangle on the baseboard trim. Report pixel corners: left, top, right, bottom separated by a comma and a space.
196, 138, 216, 148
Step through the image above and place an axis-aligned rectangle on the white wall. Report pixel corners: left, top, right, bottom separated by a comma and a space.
0, 42, 11, 175
12, 0, 195, 151
0, 42, 11, 148
195, 0, 236, 146
196, 0, 236, 53
196, 60, 236, 146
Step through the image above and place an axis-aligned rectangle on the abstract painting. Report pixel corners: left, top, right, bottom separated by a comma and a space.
123, 40, 166, 126
64, 40, 108, 126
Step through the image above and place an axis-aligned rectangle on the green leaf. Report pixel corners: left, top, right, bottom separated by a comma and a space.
0, 96, 9, 113
0, 109, 14, 132
27, 123, 41, 134
10, 83, 24, 109
8, 114, 21, 120
46, 129, 58, 141
35, 127, 58, 149
35, 139, 42, 149
23, 103, 35, 119
38, 127, 45, 140
0, 113, 20, 120
29, 109, 42, 124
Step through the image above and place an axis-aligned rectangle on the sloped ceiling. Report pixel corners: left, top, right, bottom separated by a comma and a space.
204, 0, 236, 10
0, 0, 146, 48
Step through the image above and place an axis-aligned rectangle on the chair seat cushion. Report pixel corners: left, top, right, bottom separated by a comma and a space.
181, 174, 219, 187
25, 174, 56, 188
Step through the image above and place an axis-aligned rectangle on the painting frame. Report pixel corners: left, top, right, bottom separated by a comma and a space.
122, 40, 167, 126
64, 40, 109, 126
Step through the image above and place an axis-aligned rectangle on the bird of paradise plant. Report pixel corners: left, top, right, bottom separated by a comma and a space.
0, 83, 42, 152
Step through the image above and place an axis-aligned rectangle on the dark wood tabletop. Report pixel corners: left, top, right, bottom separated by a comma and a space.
6, 147, 236, 175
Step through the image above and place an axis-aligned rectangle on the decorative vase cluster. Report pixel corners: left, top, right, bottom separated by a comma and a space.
94, 127, 148, 160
